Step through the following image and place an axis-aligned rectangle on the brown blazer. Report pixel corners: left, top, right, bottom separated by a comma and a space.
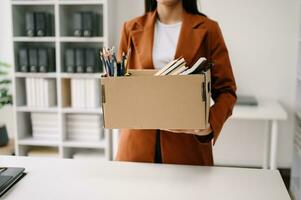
116, 10, 237, 166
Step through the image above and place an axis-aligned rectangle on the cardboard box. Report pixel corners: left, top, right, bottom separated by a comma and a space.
101, 70, 211, 129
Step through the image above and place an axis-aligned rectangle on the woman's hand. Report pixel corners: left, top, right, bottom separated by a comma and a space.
162, 127, 212, 136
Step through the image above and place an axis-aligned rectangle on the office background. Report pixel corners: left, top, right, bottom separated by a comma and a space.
0, 0, 299, 168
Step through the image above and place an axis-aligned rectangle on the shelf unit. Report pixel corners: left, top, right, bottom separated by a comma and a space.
11, 0, 116, 160
291, 2, 301, 199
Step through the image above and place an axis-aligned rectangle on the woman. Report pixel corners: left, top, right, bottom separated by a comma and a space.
116, 0, 236, 166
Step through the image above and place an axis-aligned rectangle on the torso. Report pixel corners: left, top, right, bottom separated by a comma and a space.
152, 20, 182, 69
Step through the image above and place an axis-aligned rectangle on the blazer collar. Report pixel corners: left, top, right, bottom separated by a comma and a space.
130, 10, 207, 69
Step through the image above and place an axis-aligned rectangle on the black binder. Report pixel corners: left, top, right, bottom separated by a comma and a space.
38, 48, 55, 72
85, 48, 96, 73
38, 48, 48, 72
73, 12, 83, 37
48, 48, 55, 72
29, 48, 38, 72
65, 48, 75, 73
75, 48, 85, 73
18, 48, 29, 72
35, 12, 47, 36
83, 12, 94, 37
25, 12, 35, 37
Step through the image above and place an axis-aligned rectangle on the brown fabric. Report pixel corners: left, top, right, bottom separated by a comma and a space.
116, 10, 237, 166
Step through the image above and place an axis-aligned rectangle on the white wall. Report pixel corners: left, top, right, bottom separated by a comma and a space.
0, 0, 14, 138
202, 0, 299, 168
0, 0, 299, 168
113, 0, 144, 47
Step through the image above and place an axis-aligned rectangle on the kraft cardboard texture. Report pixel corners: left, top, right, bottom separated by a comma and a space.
101, 70, 211, 129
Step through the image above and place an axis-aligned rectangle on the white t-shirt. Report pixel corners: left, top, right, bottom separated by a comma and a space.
152, 20, 182, 69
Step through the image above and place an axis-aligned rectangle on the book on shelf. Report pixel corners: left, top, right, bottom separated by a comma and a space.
19, 48, 29, 72
25, 78, 57, 108
38, 48, 55, 72
66, 113, 101, 121
85, 48, 96, 73
19, 47, 55, 73
66, 114, 104, 141
65, 49, 75, 73
83, 12, 94, 37
29, 48, 38, 72
75, 48, 85, 73
36, 78, 42, 107
31, 113, 59, 140
64, 48, 101, 73
25, 78, 32, 107
44, 79, 57, 107
25, 12, 35, 37
32, 126, 59, 133
31, 113, 58, 121
32, 133, 60, 140
80, 79, 86, 108
86, 79, 101, 108
70, 79, 101, 108
73, 11, 97, 37
71, 79, 76, 108
73, 12, 83, 37
25, 12, 52, 37
35, 12, 47, 37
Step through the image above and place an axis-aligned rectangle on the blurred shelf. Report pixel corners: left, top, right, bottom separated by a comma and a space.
13, 37, 56, 42
18, 137, 60, 147
60, 73, 103, 79
15, 72, 57, 78
62, 107, 102, 114
63, 140, 105, 149
11, 0, 55, 5
60, 37, 104, 43
58, 0, 105, 5
297, 112, 301, 120
16, 106, 58, 113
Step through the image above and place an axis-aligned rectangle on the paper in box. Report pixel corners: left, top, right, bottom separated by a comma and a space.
101, 70, 211, 130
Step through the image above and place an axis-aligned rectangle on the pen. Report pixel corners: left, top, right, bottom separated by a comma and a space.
125, 47, 131, 76
99, 52, 108, 77
121, 52, 126, 76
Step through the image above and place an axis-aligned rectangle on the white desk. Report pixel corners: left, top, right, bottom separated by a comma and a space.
231, 100, 288, 170
0, 156, 290, 200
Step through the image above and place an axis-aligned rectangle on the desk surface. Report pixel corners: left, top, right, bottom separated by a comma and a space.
1, 156, 290, 200
232, 100, 287, 120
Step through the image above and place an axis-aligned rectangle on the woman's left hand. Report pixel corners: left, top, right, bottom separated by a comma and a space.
162, 127, 212, 136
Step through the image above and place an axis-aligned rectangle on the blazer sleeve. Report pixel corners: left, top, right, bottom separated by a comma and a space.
209, 22, 237, 145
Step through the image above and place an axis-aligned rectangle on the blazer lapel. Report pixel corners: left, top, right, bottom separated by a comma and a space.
174, 11, 208, 66
129, 10, 207, 69
131, 11, 157, 69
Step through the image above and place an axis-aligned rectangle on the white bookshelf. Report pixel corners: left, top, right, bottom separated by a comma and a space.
11, 0, 115, 160
290, 2, 301, 199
